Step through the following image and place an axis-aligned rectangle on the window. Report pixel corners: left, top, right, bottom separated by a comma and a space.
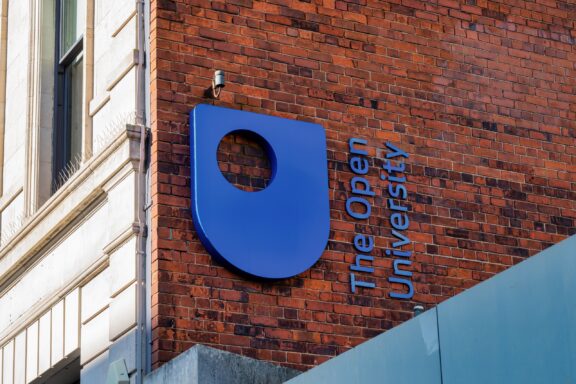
52, 0, 85, 194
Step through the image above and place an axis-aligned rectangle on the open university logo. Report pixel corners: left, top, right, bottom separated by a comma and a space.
190, 105, 330, 279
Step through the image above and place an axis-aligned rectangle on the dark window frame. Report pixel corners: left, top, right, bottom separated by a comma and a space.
52, 0, 84, 193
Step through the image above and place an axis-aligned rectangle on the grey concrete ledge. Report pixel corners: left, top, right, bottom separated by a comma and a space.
144, 344, 300, 384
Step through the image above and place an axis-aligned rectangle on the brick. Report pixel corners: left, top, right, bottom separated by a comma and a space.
150, 0, 576, 373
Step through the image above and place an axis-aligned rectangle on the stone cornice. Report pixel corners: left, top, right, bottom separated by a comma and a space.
0, 125, 144, 290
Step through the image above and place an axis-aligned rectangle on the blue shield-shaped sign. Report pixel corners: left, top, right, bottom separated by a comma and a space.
190, 104, 330, 279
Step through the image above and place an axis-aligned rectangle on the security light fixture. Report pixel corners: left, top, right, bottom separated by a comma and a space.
413, 305, 424, 317
210, 70, 225, 99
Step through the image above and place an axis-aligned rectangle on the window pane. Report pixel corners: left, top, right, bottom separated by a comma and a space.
69, 55, 83, 162
61, 0, 85, 57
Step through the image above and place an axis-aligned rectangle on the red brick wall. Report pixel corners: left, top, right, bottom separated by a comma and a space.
149, 0, 576, 370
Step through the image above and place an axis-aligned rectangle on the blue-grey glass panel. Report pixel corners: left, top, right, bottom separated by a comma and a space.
286, 308, 441, 384
60, 0, 85, 58
438, 236, 576, 384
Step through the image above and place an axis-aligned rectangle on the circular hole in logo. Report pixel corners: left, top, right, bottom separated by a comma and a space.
217, 130, 275, 192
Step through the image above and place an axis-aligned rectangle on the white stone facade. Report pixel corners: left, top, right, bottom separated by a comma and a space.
0, 1, 148, 383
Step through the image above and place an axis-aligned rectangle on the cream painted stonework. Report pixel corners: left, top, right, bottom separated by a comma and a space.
0, 0, 148, 383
